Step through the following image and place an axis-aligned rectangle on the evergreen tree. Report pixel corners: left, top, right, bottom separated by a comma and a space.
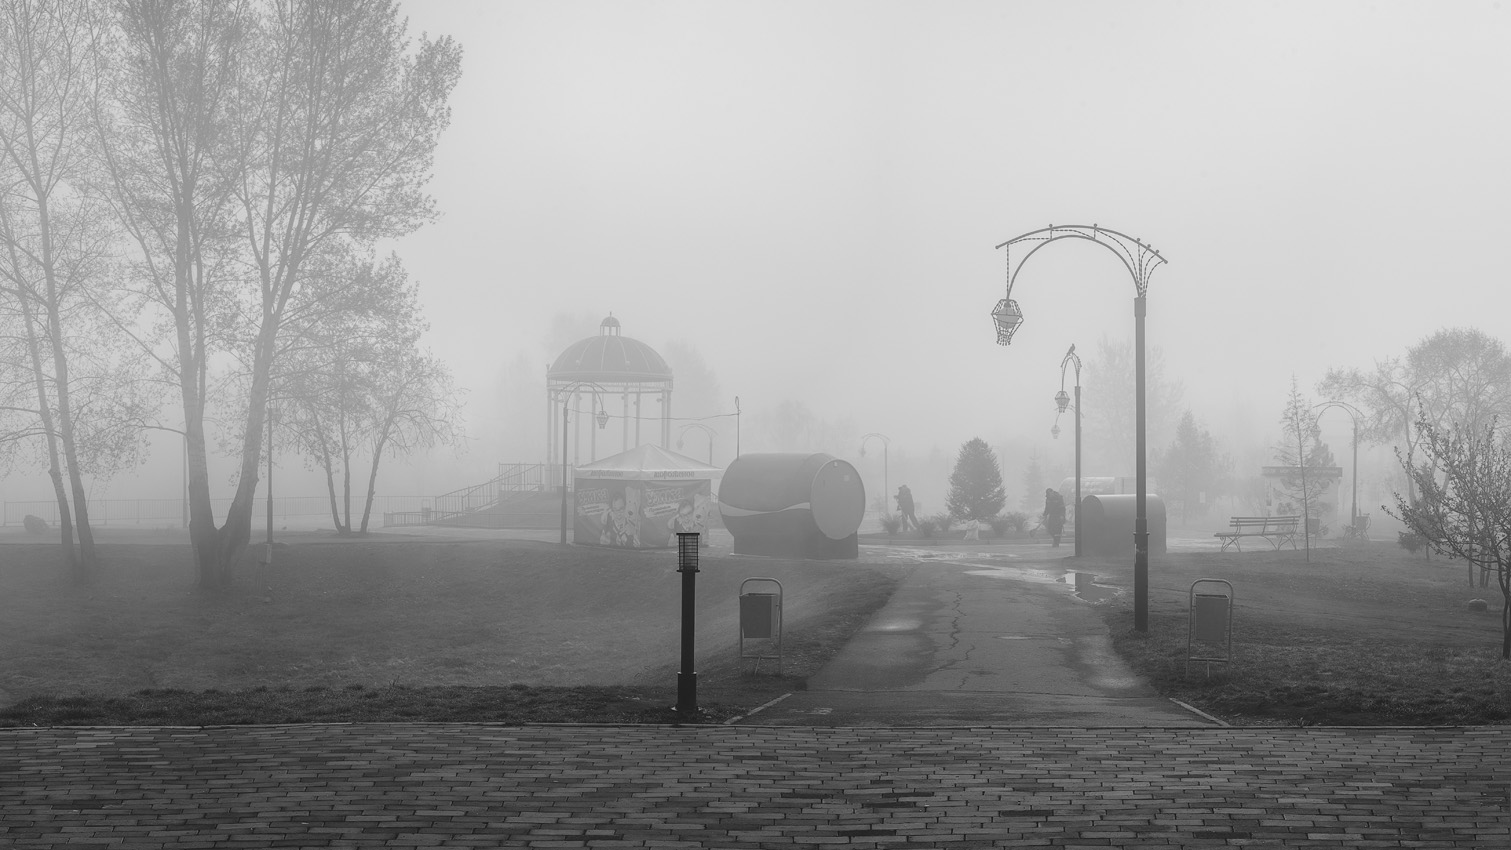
946, 438, 1007, 521
1154, 410, 1231, 524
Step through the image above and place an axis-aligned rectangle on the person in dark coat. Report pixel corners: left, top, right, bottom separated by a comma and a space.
1043, 487, 1066, 547
896, 485, 919, 531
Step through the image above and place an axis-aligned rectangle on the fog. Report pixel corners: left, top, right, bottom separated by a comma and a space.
5, 1, 1509, 530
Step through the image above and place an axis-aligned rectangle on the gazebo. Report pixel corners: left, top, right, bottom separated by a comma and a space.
546, 315, 674, 467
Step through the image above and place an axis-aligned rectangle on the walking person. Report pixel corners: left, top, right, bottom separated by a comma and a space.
1042, 487, 1066, 548
896, 485, 919, 531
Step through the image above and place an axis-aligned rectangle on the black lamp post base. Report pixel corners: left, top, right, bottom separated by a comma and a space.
675, 672, 698, 715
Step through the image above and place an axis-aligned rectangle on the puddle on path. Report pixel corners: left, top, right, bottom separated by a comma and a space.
962, 565, 1119, 602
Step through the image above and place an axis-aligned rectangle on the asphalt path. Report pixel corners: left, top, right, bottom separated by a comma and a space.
736, 545, 1216, 727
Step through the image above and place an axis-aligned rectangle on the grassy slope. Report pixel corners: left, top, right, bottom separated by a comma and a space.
1090, 540, 1511, 725
0, 539, 905, 726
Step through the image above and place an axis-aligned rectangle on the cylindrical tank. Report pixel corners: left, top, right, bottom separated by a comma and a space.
718, 453, 864, 559
1078, 493, 1166, 557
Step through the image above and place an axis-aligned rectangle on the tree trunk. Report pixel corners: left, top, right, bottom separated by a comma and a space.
359, 427, 393, 534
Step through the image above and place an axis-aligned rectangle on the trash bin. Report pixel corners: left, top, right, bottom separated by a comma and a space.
740, 592, 777, 639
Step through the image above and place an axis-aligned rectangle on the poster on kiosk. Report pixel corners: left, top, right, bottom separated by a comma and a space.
572, 444, 722, 549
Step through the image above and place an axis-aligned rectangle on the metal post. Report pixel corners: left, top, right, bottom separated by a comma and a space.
1351, 418, 1358, 531
181, 435, 188, 528
675, 532, 700, 714
560, 398, 570, 545
1074, 382, 1082, 557
1134, 296, 1149, 632
266, 405, 274, 547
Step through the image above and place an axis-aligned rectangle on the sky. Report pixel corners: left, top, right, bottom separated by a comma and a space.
11, 0, 1511, 518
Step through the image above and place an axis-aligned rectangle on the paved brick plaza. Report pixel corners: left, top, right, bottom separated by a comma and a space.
2, 723, 1507, 848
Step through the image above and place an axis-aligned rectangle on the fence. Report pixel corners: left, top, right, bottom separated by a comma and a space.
3, 495, 433, 528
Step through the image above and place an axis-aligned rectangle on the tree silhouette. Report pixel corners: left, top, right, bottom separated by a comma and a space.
946, 437, 1006, 521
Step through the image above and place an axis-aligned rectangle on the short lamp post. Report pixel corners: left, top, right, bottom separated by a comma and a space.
992, 224, 1166, 631
1055, 345, 1083, 556
859, 432, 891, 518
675, 532, 701, 714
559, 382, 611, 545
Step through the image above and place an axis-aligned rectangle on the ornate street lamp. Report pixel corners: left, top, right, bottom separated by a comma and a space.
992, 224, 1166, 630
991, 299, 1024, 345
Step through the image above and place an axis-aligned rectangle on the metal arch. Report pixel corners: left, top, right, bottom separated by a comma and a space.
1313, 399, 1364, 423
996, 224, 1168, 299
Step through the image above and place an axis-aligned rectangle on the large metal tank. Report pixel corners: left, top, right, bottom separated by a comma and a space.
1078, 493, 1167, 557
718, 453, 864, 559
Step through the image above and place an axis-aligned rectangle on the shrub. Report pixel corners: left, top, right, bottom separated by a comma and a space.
987, 516, 1013, 537
917, 518, 937, 538
931, 513, 954, 533
879, 514, 902, 535
1002, 512, 1029, 533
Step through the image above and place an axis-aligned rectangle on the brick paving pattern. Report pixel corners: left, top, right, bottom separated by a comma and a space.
2, 724, 1509, 847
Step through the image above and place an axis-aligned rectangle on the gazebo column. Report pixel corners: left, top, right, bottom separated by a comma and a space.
661, 390, 671, 449
635, 391, 642, 448
572, 390, 581, 466
622, 388, 630, 452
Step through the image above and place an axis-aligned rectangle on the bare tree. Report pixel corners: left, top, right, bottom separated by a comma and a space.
1389, 413, 1511, 660
1275, 377, 1335, 562
99, 0, 460, 587
0, 0, 144, 577
1082, 334, 1184, 475
277, 250, 459, 535
1319, 327, 1511, 506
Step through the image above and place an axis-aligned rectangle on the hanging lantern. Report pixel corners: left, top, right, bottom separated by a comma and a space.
1055, 389, 1071, 413
1051, 422, 1061, 440
596, 406, 609, 429
991, 298, 1023, 345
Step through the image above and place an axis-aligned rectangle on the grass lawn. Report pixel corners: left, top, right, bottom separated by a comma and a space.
0, 537, 904, 726
1089, 538, 1511, 726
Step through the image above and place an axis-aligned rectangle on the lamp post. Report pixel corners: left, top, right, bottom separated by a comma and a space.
675, 532, 701, 714
1313, 400, 1363, 537
677, 423, 718, 465
993, 224, 1167, 631
1055, 344, 1083, 556
859, 433, 891, 518
558, 381, 611, 545
734, 396, 741, 458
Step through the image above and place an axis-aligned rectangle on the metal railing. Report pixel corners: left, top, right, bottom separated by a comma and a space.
4, 495, 433, 528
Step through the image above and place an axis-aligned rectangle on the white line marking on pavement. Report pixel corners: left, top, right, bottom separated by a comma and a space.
1170, 697, 1230, 726
723, 692, 792, 724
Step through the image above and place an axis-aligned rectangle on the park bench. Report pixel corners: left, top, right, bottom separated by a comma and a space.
1214, 515, 1301, 552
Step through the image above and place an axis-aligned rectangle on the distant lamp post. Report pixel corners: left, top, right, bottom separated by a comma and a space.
992, 224, 1166, 631
559, 381, 611, 545
1313, 400, 1364, 538
859, 433, 891, 517
1057, 344, 1084, 556
677, 423, 718, 465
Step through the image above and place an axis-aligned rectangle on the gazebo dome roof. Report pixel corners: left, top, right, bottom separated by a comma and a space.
547, 315, 673, 384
